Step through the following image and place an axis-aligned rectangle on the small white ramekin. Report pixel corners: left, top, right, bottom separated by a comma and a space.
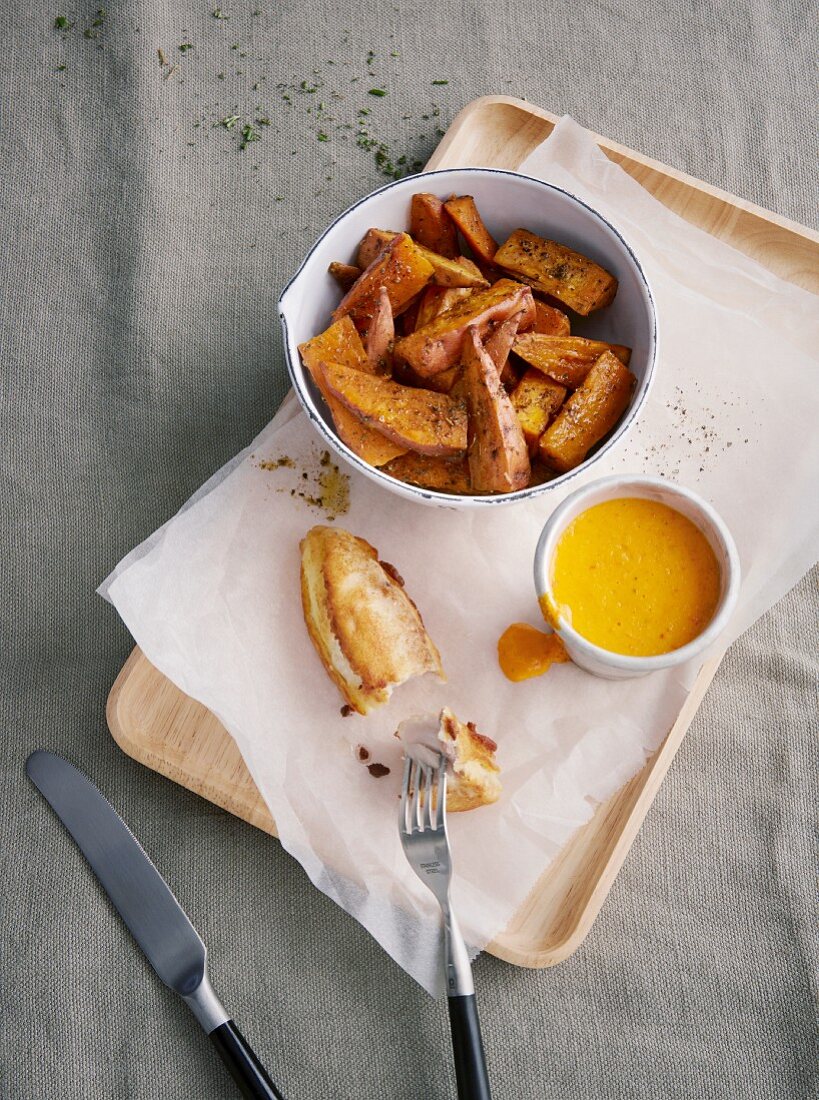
532, 475, 741, 679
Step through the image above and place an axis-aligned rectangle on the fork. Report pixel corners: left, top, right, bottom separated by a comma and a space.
399, 753, 492, 1100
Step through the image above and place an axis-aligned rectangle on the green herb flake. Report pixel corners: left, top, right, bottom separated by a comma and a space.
239, 123, 260, 149
53, 14, 71, 29
368, 88, 387, 97
55, 64, 66, 71
212, 7, 228, 17
256, 117, 270, 126
91, 9, 106, 28
317, 131, 329, 141
220, 114, 239, 130
431, 79, 448, 85
178, 43, 193, 52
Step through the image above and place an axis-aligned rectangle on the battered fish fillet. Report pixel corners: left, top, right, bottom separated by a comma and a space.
397, 707, 502, 812
300, 525, 445, 715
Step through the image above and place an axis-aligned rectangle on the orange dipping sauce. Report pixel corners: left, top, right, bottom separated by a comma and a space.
498, 623, 570, 681
545, 498, 721, 657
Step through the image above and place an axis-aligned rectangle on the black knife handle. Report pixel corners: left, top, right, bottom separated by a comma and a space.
447, 994, 491, 1099
209, 1020, 285, 1100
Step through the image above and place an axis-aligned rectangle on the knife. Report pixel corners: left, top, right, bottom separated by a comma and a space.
26, 750, 286, 1100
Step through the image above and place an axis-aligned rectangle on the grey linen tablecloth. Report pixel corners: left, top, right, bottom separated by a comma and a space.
2, 3, 817, 1097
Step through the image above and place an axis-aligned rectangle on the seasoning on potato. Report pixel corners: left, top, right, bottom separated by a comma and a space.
300, 190, 636, 496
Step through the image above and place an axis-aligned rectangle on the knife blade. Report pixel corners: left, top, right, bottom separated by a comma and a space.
26, 750, 285, 1100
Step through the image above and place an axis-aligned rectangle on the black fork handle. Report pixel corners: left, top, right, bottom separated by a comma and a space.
209, 1019, 286, 1099
447, 994, 491, 1099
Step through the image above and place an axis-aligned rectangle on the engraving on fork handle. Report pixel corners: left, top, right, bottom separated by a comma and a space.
444, 904, 475, 997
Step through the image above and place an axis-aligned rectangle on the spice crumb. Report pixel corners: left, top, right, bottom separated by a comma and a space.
367, 762, 390, 778
356, 744, 369, 759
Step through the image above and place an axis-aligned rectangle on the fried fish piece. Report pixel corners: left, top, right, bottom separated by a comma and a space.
397, 707, 502, 812
300, 526, 445, 715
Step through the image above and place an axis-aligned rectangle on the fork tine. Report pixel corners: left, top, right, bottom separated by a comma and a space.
437, 755, 447, 825
421, 765, 434, 831
413, 760, 425, 832
399, 755, 412, 835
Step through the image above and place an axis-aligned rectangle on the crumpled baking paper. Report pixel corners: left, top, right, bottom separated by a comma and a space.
100, 117, 819, 995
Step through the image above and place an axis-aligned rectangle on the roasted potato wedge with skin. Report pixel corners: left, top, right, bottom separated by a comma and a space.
394, 279, 535, 378
444, 195, 499, 267
335, 233, 434, 331
463, 326, 530, 493
532, 299, 571, 336
356, 228, 488, 289
299, 317, 406, 466
321, 361, 467, 457
511, 369, 568, 455
485, 312, 522, 390
364, 286, 394, 376
495, 228, 618, 315
356, 228, 488, 292
539, 350, 635, 472
425, 251, 490, 289
409, 193, 459, 258
328, 261, 362, 292
415, 286, 451, 330
513, 333, 632, 389
382, 452, 471, 494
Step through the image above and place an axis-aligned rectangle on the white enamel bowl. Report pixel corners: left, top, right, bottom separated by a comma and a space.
279, 168, 658, 508
532, 475, 741, 679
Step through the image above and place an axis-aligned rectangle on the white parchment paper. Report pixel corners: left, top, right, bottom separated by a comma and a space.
101, 117, 819, 995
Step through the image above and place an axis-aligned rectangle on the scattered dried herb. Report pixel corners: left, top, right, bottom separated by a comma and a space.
212, 7, 229, 17
54, 15, 71, 30
239, 122, 260, 149
178, 42, 193, 52
368, 87, 387, 96
220, 114, 239, 130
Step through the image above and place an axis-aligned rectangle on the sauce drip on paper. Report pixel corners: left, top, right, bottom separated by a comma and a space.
498, 623, 569, 681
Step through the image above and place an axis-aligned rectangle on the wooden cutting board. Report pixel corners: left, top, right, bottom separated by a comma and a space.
107, 96, 819, 969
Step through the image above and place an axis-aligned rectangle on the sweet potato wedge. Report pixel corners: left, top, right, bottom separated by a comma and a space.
539, 351, 635, 472
484, 312, 522, 390
298, 318, 406, 466
495, 229, 618, 315
335, 233, 434, 331
321, 361, 467, 457
463, 326, 530, 493
532, 299, 571, 336
364, 286, 394, 376
328, 261, 362, 292
414, 286, 475, 332
513, 334, 632, 389
409, 193, 459, 258
394, 279, 535, 378
444, 195, 498, 267
356, 227, 396, 270
382, 452, 471, 494
356, 228, 488, 289
511, 369, 567, 454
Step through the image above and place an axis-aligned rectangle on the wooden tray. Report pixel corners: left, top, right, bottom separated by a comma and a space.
107, 96, 819, 969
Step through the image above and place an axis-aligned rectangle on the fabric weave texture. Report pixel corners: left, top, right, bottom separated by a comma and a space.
1, 2, 816, 1097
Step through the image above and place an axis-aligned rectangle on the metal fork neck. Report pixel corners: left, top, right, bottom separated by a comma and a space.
443, 903, 474, 997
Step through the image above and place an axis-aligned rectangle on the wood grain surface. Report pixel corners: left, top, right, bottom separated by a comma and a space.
107, 95, 819, 968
